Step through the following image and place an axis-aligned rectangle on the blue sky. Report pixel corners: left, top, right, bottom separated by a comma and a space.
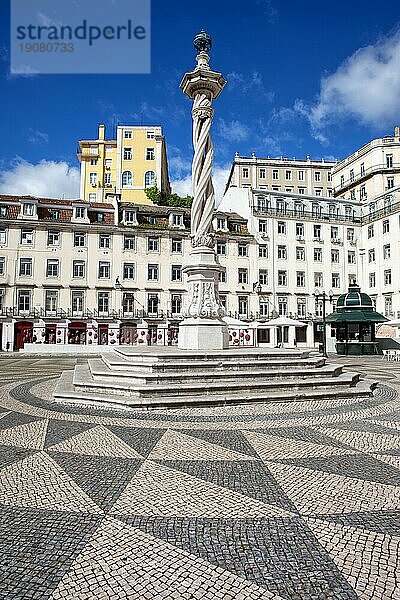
1, 0, 400, 201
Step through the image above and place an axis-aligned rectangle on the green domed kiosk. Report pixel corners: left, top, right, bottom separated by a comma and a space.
326, 283, 388, 355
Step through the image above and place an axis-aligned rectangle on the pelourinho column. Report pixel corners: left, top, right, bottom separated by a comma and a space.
178, 30, 229, 350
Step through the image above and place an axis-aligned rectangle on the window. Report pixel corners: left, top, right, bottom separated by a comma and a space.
296, 247, 305, 261
45, 290, 58, 313
238, 296, 248, 316
47, 230, 60, 246
0, 257, 4, 276
314, 272, 323, 288
387, 177, 394, 189
350, 190, 356, 201
123, 147, 132, 160
331, 226, 339, 239
89, 172, 97, 186
384, 269, 392, 285
104, 173, 111, 185
123, 263, 135, 280
148, 293, 159, 314
18, 290, 30, 312
216, 241, 226, 255
216, 218, 226, 230
385, 296, 393, 317
74, 232, 86, 247
259, 300, 269, 317
383, 219, 390, 234
298, 170, 304, 181
172, 214, 183, 227
46, 259, 59, 277
124, 235, 136, 250
331, 249, 339, 263
360, 185, 366, 199
278, 296, 287, 316
272, 169, 279, 180
172, 237, 183, 253
277, 221, 286, 234
328, 172, 332, 182
238, 268, 248, 284
312, 204, 321, 218
298, 187, 306, 195
349, 169, 354, 183
296, 222, 304, 237
360, 163, 365, 176
71, 290, 84, 314
146, 147, 155, 160
296, 271, 305, 287
99, 234, 110, 249
148, 264, 159, 280
20, 229, 33, 245
219, 269, 227, 283
238, 242, 248, 257
19, 258, 32, 276
122, 171, 132, 187
332, 273, 340, 288
171, 265, 182, 282
277, 245, 287, 259
315, 171, 321, 182
75, 207, 86, 219
278, 270, 287, 286
98, 292, 109, 314
348, 251, 356, 264
145, 171, 155, 188
383, 244, 391, 259
73, 260, 85, 278
90, 158, 97, 166
347, 228, 355, 242
276, 200, 287, 214
386, 154, 393, 168
285, 170, 292, 180
259, 244, 268, 258
315, 189, 322, 197
367, 225, 374, 239
259, 220, 267, 233
297, 298, 306, 317
369, 273, 376, 288
340, 175, 345, 186
122, 293, 134, 314
124, 130, 132, 139
259, 269, 268, 285
98, 261, 110, 279
259, 168, 266, 179
171, 294, 182, 314
22, 203, 34, 216
147, 130, 155, 139
147, 236, 159, 252
88, 194, 96, 202
294, 202, 304, 216
369, 248, 376, 263
314, 247, 322, 262
313, 224, 321, 239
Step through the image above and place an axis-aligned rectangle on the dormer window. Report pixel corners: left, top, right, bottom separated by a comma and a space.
75, 207, 86, 219
172, 214, 183, 227
51, 209, 60, 220
124, 209, 137, 224
0, 206, 7, 217
216, 218, 226, 230
23, 203, 34, 216
97, 212, 104, 223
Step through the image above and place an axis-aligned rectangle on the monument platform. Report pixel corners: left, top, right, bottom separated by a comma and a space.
53, 347, 376, 409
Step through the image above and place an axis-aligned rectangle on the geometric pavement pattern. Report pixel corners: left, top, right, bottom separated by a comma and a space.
0, 356, 399, 599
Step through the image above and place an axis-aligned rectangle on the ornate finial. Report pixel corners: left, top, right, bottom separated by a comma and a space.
194, 30, 212, 54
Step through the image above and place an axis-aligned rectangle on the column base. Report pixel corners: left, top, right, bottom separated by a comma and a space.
178, 318, 229, 350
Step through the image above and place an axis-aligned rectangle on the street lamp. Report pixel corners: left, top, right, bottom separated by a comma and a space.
314, 288, 333, 358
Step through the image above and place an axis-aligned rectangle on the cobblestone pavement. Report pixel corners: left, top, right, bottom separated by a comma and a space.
0, 355, 399, 599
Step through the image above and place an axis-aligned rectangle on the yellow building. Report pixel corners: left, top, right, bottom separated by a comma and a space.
77, 124, 171, 205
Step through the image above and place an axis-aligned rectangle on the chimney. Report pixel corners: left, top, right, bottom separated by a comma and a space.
98, 124, 105, 140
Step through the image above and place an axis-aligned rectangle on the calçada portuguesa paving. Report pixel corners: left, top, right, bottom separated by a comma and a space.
0, 354, 399, 599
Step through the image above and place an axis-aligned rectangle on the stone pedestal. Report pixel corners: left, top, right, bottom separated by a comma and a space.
178, 246, 228, 350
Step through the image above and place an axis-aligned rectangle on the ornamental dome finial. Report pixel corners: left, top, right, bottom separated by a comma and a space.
194, 30, 212, 54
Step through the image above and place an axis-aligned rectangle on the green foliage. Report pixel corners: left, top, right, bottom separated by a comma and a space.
145, 186, 193, 208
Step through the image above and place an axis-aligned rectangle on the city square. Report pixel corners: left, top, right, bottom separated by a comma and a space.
0, 355, 399, 599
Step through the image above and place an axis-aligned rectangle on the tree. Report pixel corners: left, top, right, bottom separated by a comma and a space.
145, 187, 193, 208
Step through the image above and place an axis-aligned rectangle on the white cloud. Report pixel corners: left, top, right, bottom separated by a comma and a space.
0, 159, 80, 199
218, 119, 249, 143
171, 165, 231, 207
311, 29, 400, 132
226, 70, 274, 102
27, 129, 49, 144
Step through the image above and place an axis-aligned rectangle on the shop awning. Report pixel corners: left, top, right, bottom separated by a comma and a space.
326, 310, 388, 323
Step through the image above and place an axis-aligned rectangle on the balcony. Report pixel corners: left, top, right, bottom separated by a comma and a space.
253, 205, 362, 225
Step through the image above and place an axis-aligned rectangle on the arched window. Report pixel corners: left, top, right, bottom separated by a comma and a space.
122, 171, 132, 187
144, 170, 156, 188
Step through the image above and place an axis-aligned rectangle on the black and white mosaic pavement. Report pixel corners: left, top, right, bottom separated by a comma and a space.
0, 355, 399, 599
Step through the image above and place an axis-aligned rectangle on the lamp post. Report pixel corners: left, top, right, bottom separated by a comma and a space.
314, 288, 333, 358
